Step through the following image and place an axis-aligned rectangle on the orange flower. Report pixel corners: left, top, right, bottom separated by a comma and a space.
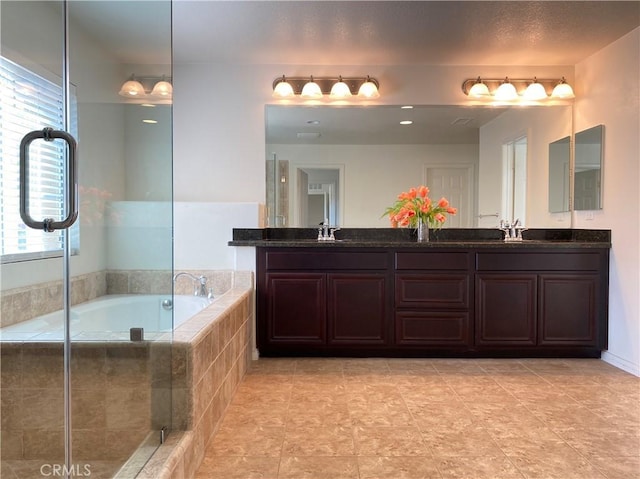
382, 185, 457, 230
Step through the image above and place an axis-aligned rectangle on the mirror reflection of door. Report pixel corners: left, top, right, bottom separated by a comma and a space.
424, 166, 473, 227
502, 136, 527, 225
294, 167, 339, 226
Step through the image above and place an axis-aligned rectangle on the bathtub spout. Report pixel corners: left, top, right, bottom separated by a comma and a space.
173, 272, 210, 297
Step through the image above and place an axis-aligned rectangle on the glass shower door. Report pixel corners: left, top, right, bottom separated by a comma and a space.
1, 1, 173, 477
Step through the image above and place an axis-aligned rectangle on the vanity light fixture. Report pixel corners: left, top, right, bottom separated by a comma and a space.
272, 76, 380, 101
462, 76, 575, 102
119, 74, 173, 100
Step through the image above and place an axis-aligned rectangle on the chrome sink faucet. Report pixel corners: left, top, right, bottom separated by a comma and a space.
499, 219, 526, 242
172, 272, 212, 298
317, 219, 340, 241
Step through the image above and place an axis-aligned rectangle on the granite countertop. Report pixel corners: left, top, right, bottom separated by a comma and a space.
228, 228, 612, 249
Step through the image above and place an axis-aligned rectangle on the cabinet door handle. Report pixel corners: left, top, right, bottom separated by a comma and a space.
19, 127, 78, 232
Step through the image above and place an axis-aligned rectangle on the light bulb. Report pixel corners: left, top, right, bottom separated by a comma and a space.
272, 76, 294, 98
151, 80, 172, 98
357, 76, 380, 99
119, 77, 145, 97
523, 79, 547, 100
551, 78, 575, 99
468, 77, 490, 97
494, 78, 518, 101
301, 77, 323, 99
329, 77, 352, 99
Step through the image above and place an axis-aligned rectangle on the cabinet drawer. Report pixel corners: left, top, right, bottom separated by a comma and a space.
396, 311, 470, 346
396, 274, 469, 309
265, 251, 388, 270
395, 252, 470, 270
476, 252, 602, 272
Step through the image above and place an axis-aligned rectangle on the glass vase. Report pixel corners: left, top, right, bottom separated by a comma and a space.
416, 218, 429, 242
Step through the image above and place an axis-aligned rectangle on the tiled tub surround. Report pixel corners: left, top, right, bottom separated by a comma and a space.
0, 271, 253, 479
137, 286, 254, 479
0, 269, 249, 329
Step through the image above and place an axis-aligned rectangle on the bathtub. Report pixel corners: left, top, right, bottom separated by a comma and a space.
0, 294, 212, 342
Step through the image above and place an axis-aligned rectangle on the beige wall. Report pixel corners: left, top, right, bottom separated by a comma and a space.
574, 28, 640, 374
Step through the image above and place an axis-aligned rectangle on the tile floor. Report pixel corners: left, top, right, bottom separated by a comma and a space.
195, 358, 640, 479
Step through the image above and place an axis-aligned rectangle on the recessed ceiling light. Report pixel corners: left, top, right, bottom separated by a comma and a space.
141, 104, 156, 108
399, 120, 413, 125
401, 105, 414, 109
142, 119, 158, 124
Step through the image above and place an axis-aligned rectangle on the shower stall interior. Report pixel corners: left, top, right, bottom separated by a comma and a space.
0, 1, 173, 477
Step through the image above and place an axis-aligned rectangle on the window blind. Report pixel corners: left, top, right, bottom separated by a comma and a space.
0, 56, 79, 262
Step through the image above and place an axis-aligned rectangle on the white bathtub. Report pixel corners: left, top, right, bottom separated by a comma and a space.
0, 294, 212, 342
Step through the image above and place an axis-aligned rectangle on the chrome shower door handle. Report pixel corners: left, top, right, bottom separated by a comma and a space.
19, 127, 78, 232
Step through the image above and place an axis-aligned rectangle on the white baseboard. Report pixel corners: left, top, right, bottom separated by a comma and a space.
601, 351, 640, 377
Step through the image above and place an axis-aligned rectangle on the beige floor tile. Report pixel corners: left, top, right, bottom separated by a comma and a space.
508, 443, 607, 478
358, 456, 441, 479
587, 455, 640, 479
206, 426, 285, 456
194, 358, 640, 479
278, 456, 358, 479
194, 456, 280, 479
553, 426, 640, 457
290, 382, 349, 403
220, 402, 289, 427
282, 426, 355, 456
348, 400, 414, 427
354, 426, 430, 456
421, 424, 504, 458
398, 383, 459, 404
437, 455, 524, 479
287, 401, 351, 427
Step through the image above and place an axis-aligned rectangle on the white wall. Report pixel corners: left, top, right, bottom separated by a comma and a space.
574, 28, 640, 375
268, 143, 478, 227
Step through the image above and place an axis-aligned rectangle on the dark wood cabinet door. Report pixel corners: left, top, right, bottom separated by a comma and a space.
476, 274, 537, 345
539, 274, 598, 345
265, 273, 326, 345
327, 273, 387, 345
396, 311, 470, 346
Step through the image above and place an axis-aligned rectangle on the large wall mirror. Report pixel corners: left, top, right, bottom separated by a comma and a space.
574, 125, 604, 210
266, 104, 572, 228
548, 136, 571, 213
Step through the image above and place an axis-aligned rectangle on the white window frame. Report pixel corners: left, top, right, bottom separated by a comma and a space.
0, 55, 79, 263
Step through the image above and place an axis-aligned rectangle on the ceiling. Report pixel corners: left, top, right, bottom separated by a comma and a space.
66, 1, 639, 144
68, 1, 640, 66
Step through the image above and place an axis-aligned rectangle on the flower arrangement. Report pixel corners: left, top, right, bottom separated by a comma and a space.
383, 185, 457, 228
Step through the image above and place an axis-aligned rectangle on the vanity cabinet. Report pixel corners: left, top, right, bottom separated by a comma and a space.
475, 252, 607, 351
257, 249, 390, 355
255, 244, 609, 357
394, 251, 472, 348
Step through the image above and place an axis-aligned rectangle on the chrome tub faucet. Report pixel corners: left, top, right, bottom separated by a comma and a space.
172, 272, 213, 298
